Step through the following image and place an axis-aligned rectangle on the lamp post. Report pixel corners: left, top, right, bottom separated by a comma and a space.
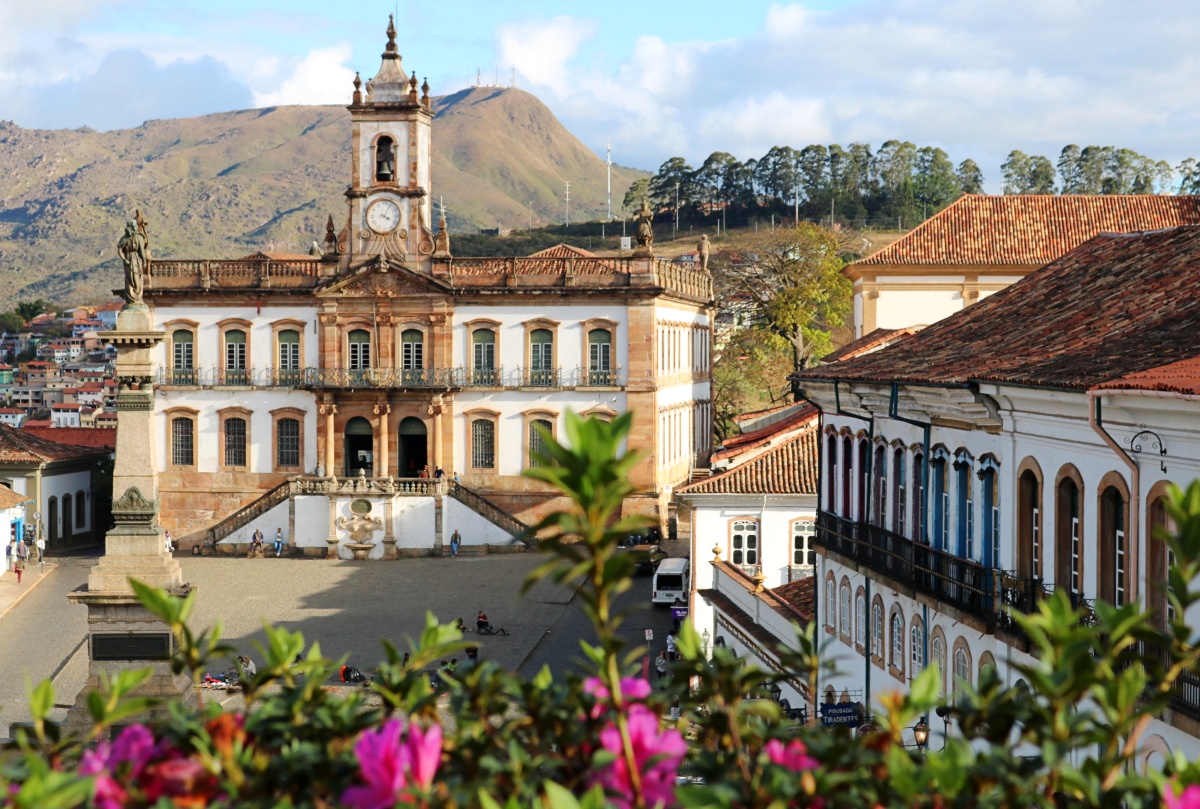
935, 705, 953, 750
913, 716, 929, 753
766, 681, 782, 703
675, 182, 680, 239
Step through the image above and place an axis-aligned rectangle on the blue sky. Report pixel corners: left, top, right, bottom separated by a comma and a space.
5, 1, 1200, 191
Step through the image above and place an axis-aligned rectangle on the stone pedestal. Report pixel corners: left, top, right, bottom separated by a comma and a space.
62, 304, 196, 732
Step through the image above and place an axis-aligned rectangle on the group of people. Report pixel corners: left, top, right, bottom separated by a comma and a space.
4, 538, 35, 583
415, 465, 446, 479
655, 632, 678, 685
248, 528, 287, 558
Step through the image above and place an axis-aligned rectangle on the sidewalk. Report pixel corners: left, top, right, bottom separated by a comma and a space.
0, 559, 60, 621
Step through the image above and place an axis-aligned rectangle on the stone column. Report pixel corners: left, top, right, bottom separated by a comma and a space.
428, 397, 443, 472
375, 400, 390, 478
321, 402, 337, 477
63, 303, 194, 733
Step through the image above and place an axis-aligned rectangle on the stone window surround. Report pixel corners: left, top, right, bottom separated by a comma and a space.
395, 321, 429, 369
951, 635, 973, 702
218, 406, 253, 471
342, 319, 375, 369
464, 318, 502, 369
870, 594, 885, 668
165, 406, 199, 471
930, 625, 948, 698
910, 615, 925, 676
727, 515, 760, 571
162, 319, 200, 371
853, 586, 867, 653
369, 130, 402, 186
463, 408, 500, 472
521, 317, 561, 377
217, 318, 252, 372
579, 406, 616, 422
824, 572, 836, 636
270, 319, 307, 372
271, 407, 305, 473
1016, 456, 1045, 582
1146, 479, 1176, 630
1054, 463, 1086, 594
580, 318, 618, 374
1096, 469, 1133, 604
838, 577, 852, 646
522, 408, 559, 470
888, 602, 906, 682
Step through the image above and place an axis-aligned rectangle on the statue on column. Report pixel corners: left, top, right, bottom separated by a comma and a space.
635, 199, 654, 249
118, 219, 148, 305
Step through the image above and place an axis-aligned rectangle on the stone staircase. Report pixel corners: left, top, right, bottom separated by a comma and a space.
448, 481, 531, 544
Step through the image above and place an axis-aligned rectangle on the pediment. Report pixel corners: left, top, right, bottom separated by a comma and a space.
317, 257, 451, 298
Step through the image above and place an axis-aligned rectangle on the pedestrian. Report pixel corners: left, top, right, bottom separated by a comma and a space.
450, 529, 461, 557
665, 632, 677, 663
273, 528, 285, 557
453, 471, 460, 484
655, 651, 668, 684
35, 535, 44, 563
5, 539, 12, 572
164, 531, 172, 555
419, 465, 430, 479
434, 467, 445, 479
13, 554, 23, 584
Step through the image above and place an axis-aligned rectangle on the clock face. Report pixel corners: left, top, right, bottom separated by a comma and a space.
366, 199, 401, 234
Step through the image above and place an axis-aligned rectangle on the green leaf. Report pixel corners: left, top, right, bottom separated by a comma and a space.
542, 781, 583, 809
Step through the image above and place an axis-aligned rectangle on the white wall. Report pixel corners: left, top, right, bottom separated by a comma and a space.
874, 289, 962, 332
445, 497, 515, 546
392, 498, 436, 549
222, 498, 292, 546
152, 305, 318, 372
687, 495, 817, 589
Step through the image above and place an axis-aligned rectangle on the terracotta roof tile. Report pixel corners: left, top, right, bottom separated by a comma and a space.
679, 424, 818, 495
22, 427, 117, 451
527, 243, 599, 259
856, 195, 1200, 267
0, 487, 30, 510
771, 576, 815, 622
1093, 356, 1200, 396
0, 424, 109, 463
798, 226, 1200, 390
823, 327, 918, 364
712, 405, 818, 462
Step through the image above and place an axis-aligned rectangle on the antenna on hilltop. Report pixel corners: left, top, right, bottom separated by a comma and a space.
606, 143, 612, 222
564, 181, 570, 227
475, 68, 481, 87
510, 68, 515, 89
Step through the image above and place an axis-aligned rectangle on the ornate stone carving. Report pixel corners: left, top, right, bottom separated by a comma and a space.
338, 513, 383, 543
340, 271, 427, 298
112, 486, 158, 528
118, 219, 148, 305
318, 403, 338, 416
373, 402, 392, 416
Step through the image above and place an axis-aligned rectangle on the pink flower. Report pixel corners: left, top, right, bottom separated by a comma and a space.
342, 718, 443, 809
590, 703, 686, 809
80, 724, 163, 809
88, 775, 129, 809
1165, 783, 1200, 809
141, 756, 219, 805
765, 738, 819, 772
583, 677, 653, 718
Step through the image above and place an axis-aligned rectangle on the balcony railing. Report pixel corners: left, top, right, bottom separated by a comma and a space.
156, 365, 625, 390
816, 511, 998, 624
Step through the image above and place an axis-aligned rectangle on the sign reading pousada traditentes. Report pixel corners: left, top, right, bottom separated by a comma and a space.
820, 702, 863, 727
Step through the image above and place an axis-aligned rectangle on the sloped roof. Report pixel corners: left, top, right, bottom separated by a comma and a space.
797, 226, 1200, 390
528, 244, 600, 259
0, 487, 31, 510
0, 423, 109, 463
711, 404, 818, 463
1092, 356, 1200, 396
23, 427, 117, 451
823, 327, 918, 365
239, 251, 318, 262
772, 576, 815, 622
855, 194, 1200, 267
679, 424, 818, 495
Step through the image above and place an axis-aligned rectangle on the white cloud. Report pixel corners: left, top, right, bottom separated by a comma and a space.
496, 16, 598, 96
253, 45, 356, 107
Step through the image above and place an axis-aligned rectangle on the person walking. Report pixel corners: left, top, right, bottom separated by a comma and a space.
164, 531, 172, 555
35, 535, 45, 563
450, 529, 461, 557
13, 540, 27, 583
5, 539, 13, 572
655, 651, 668, 685
665, 632, 677, 663
273, 528, 285, 557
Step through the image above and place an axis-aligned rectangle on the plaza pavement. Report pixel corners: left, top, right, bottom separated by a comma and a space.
0, 547, 680, 730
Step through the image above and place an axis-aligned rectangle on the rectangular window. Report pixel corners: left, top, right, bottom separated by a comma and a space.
1115, 527, 1126, 606
1032, 506, 1041, 576
471, 420, 495, 469
588, 329, 612, 385
349, 342, 371, 370
224, 418, 247, 467
1071, 516, 1081, 594
528, 419, 552, 468
171, 418, 193, 467
277, 418, 300, 468
402, 340, 423, 370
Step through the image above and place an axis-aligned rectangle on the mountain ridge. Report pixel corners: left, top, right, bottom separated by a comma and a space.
0, 87, 647, 304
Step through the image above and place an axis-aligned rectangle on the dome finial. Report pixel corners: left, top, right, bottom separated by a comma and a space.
385, 14, 398, 54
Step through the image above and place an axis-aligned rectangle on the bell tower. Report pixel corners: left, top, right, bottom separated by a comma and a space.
346, 15, 434, 263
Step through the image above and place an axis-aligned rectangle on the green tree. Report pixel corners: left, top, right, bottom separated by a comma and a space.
912, 146, 960, 215
1001, 150, 1056, 194
15, 300, 47, 324
754, 145, 801, 207
955, 158, 985, 194
693, 151, 737, 213
1178, 157, 1200, 194
621, 177, 650, 216
648, 157, 696, 217
721, 158, 758, 212
710, 224, 851, 399
711, 327, 792, 440
1058, 144, 1085, 193
796, 144, 830, 211
0, 311, 25, 335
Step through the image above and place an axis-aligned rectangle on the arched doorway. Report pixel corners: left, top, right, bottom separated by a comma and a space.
398, 417, 428, 477
344, 417, 374, 477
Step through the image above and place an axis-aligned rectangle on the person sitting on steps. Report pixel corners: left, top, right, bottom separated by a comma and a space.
249, 529, 264, 558
476, 610, 490, 634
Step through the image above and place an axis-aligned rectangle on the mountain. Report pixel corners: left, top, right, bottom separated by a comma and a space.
0, 87, 648, 305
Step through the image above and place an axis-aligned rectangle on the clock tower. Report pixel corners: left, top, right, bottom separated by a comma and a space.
346, 15, 434, 263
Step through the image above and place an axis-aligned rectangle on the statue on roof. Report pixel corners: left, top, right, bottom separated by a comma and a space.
697, 233, 711, 272
635, 199, 654, 250
117, 220, 147, 305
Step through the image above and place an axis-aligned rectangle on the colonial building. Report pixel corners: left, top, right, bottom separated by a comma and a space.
848, 195, 1200, 338
797, 225, 1200, 758
143, 18, 714, 552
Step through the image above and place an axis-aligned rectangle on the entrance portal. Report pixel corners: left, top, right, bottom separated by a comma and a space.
397, 416, 428, 476
344, 416, 374, 477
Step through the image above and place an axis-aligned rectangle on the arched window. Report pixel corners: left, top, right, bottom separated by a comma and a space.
401, 329, 424, 373
912, 451, 925, 542
839, 583, 851, 641
276, 418, 300, 468
825, 576, 836, 631
872, 444, 888, 527
75, 490, 86, 528
892, 448, 907, 536
955, 454, 974, 558
855, 591, 866, 648
471, 419, 496, 469
871, 600, 883, 661
47, 496, 58, 543
529, 328, 554, 386
981, 466, 999, 568
473, 328, 496, 384
932, 635, 946, 697
172, 329, 194, 384
1017, 467, 1042, 581
588, 329, 613, 385
953, 641, 972, 703
1099, 484, 1129, 606
932, 455, 948, 550
841, 435, 854, 517
224, 417, 247, 468
171, 417, 194, 467
791, 519, 815, 571
731, 519, 759, 568
1056, 474, 1082, 595
375, 136, 395, 182
62, 494, 72, 540
890, 610, 905, 675
1147, 492, 1176, 628
277, 329, 300, 370
348, 330, 371, 370
827, 434, 839, 512
528, 419, 552, 468
911, 619, 925, 675
857, 440, 870, 523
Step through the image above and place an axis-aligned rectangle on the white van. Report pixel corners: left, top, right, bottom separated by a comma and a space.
651, 558, 690, 605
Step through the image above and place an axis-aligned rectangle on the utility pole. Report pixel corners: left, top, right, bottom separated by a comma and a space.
675, 182, 680, 239
794, 157, 799, 226
606, 143, 612, 221
564, 181, 570, 227
528, 200, 532, 232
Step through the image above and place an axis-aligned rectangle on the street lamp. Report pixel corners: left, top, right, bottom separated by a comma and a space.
765, 681, 782, 703
675, 182, 680, 238
935, 705, 953, 750
913, 716, 930, 752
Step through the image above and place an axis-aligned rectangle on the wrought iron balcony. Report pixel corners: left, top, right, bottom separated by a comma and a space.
156, 365, 626, 391
816, 511, 999, 625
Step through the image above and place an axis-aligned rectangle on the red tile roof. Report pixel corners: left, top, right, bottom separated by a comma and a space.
0, 487, 31, 510
1093, 356, 1200, 396
528, 244, 600, 259
823, 327, 918, 364
771, 576, 815, 622
0, 424, 109, 463
22, 426, 117, 451
678, 424, 819, 495
855, 195, 1200, 267
712, 405, 818, 463
798, 226, 1200, 390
